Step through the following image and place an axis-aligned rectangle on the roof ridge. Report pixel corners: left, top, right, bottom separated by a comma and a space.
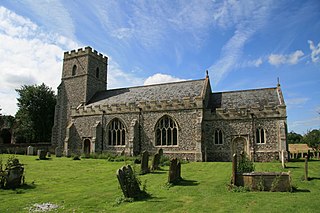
212, 87, 277, 94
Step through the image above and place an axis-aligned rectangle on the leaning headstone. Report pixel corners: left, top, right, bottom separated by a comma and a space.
151, 153, 161, 171
27, 146, 34, 156
37, 150, 46, 160
55, 147, 62, 157
168, 158, 182, 184
116, 165, 141, 198
140, 150, 149, 175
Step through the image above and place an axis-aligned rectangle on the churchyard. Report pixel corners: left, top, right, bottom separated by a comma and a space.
0, 154, 319, 212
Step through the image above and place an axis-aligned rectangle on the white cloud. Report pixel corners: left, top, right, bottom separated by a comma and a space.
0, 7, 78, 115
289, 117, 320, 134
308, 40, 320, 63
143, 73, 186, 86
268, 50, 304, 66
208, 1, 274, 84
286, 97, 309, 109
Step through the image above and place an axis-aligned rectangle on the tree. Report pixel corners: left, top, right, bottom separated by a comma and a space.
15, 83, 56, 143
302, 129, 320, 151
287, 131, 303, 144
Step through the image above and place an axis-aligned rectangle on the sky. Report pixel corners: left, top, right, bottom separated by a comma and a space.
0, 0, 319, 135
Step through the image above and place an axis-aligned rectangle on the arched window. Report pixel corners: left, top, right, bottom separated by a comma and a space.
72, 65, 77, 76
155, 115, 178, 146
107, 118, 126, 146
256, 128, 265, 144
214, 129, 223, 145
96, 67, 99, 78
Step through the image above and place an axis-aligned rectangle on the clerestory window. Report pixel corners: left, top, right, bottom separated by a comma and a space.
107, 118, 126, 146
155, 115, 178, 146
214, 129, 223, 145
256, 128, 266, 144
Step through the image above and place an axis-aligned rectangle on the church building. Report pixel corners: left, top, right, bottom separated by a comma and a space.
51, 47, 288, 162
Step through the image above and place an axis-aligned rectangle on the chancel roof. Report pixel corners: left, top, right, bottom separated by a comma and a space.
210, 87, 282, 110
88, 79, 206, 106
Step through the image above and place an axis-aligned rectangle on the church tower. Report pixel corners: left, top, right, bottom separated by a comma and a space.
52, 47, 108, 149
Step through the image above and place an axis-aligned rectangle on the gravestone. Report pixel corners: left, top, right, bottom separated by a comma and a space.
281, 150, 286, 169
168, 158, 182, 184
27, 146, 34, 156
158, 148, 163, 157
151, 153, 160, 171
140, 151, 149, 175
116, 165, 141, 198
47, 152, 51, 158
37, 150, 46, 160
55, 147, 62, 157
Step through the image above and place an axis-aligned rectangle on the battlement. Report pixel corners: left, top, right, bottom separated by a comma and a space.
210, 104, 286, 119
71, 96, 203, 117
64, 46, 108, 62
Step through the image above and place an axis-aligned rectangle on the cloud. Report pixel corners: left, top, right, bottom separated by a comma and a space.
268, 50, 304, 66
286, 97, 309, 109
0, 6, 78, 115
208, 1, 274, 84
289, 117, 320, 134
143, 73, 187, 86
308, 40, 320, 63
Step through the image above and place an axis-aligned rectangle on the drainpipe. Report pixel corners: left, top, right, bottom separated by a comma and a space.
101, 110, 106, 153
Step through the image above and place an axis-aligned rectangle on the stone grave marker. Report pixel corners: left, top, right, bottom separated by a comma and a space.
151, 153, 160, 171
27, 146, 34, 156
168, 158, 182, 184
37, 150, 46, 160
116, 165, 141, 198
140, 150, 149, 175
55, 147, 62, 157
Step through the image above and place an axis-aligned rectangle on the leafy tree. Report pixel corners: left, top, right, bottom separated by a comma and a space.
302, 129, 320, 151
287, 131, 303, 144
15, 83, 56, 143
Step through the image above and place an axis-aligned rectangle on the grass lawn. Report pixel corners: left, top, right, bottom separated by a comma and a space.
0, 154, 319, 212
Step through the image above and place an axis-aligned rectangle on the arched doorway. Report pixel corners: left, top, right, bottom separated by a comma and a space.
83, 139, 91, 155
231, 136, 249, 158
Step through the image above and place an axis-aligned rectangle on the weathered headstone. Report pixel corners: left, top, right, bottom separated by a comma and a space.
55, 147, 62, 157
232, 153, 237, 185
140, 150, 149, 174
27, 146, 34, 156
151, 153, 160, 171
116, 165, 141, 198
2, 158, 24, 189
168, 158, 182, 184
37, 150, 46, 160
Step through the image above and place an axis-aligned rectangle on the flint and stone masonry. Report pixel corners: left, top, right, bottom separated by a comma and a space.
51, 46, 288, 162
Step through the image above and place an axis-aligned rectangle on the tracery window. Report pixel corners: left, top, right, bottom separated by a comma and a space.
155, 115, 178, 146
107, 118, 126, 146
72, 65, 77, 76
214, 129, 223, 145
256, 128, 266, 144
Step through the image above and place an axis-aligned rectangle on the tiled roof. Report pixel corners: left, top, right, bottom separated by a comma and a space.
88, 79, 206, 105
210, 87, 281, 109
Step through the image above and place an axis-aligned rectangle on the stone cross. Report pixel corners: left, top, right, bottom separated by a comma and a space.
116, 165, 141, 198
140, 150, 149, 175
168, 158, 182, 184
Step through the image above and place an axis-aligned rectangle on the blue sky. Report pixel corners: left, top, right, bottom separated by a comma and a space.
0, 0, 319, 134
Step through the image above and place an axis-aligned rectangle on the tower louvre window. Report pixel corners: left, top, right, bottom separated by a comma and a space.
72, 65, 77, 76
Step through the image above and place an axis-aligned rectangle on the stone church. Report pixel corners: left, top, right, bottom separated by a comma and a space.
51, 47, 288, 162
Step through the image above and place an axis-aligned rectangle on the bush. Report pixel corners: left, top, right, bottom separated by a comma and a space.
237, 153, 255, 173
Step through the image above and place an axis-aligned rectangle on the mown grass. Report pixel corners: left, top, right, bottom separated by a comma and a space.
0, 154, 319, 212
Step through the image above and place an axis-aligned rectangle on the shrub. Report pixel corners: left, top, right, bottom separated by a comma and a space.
237, 153, 255, 173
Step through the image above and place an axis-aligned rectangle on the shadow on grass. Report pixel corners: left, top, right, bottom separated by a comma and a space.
308, 177, 320, 181
292, 188, 311, 193
171, 179, 199, 187
150, 170, 166, 175
285, 166, 300, 169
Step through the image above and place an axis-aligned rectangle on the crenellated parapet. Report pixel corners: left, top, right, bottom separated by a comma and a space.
208, 104, 286, 119
64, 46, 108, 62
71, 96, 203, 117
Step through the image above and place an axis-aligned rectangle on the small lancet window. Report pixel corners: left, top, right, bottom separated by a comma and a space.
214, 129, 223, 145
96, 67, 100, 78
72, 65, 77, 76
256, 128, 266, 144
155, 115, 178, 146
